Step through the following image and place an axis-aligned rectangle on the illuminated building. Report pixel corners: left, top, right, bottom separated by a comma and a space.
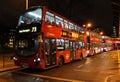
111, 0, 120, 38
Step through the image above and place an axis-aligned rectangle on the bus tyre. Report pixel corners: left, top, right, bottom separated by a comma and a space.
80, 54, 83, 60
58, 56, 64, 66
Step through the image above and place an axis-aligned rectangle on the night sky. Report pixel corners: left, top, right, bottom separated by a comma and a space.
0, 0, 113, 36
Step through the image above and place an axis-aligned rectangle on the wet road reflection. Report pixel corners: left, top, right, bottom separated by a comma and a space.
0, 71, 70, 82
1, 50, 120, 82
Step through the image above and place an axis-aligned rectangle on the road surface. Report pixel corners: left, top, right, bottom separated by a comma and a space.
0, 50, 120, 82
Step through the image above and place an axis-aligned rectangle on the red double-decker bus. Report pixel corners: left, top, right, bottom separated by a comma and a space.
114, 38, 120, 49
102, 36, 114, 51
13, 6, 87, 69
86, 31, 102, 56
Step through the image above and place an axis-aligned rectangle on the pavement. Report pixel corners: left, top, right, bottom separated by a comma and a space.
0, 65, 21, 72
0, 53, 21, 72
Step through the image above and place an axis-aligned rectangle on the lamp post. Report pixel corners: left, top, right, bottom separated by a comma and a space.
26, 0, 28, 9
83, 23, 92, 50
83, 23, 92, 31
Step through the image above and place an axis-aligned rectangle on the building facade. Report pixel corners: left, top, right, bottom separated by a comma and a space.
111, 0, 120, 38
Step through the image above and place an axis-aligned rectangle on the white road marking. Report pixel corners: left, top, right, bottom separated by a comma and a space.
104, 75, 116, 82
16, 71, 85, 82
73, 69, 90, 72
77, 65, 83, 68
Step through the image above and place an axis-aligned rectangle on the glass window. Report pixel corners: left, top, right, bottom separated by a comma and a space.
70, 41, 72, 49
55, 16, 63, 28
81, 42, 85, 49
45, 12, 55, 25
15, 37, 39, 57
64, 20, 69, 29
76, 42, 79, 49
69, 22, 72, 30
77, 26, 80, 33
65, 40, 69, 50
69, 41, 76, 50
74, 25, 77, 32
80, 42, 85, 48
78, 27, 84, 34
72, 24, 75, 31
18, 8, 42, 26
56, 39, 64, 50
78, 42, 84, 49
69, 22, 74, 31
73, 42, 76, 49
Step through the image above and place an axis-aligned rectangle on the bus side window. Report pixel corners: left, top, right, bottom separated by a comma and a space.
51, 21, 55, 26
69, 22, 74, 31
78, 42, 82, 49
65, 40, 69, 50
46, 18, 50, 24
45, 11, 54, 25
56, 39, 65, 50
72, 24, 75, 32
58, 22, 62, 27
74, 25, 78, 33
75, 42, 79, 49
82, 42, 85, 49
55, 16, 63, 28
64, 20, 69, 30
44, 39, 50, 57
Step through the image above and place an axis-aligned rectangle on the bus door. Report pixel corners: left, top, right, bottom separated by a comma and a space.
70, 41, 76, 61
45, 38, 56, 66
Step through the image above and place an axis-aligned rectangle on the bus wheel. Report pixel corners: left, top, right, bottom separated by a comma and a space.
58, 56, 64, 66
80, 54, 83, 60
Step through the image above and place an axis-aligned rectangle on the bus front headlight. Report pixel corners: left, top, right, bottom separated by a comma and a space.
13, 57, 17, 61
34, 58, 40, 63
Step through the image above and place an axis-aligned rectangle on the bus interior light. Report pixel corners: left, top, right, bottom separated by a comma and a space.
28, 12, 41, 18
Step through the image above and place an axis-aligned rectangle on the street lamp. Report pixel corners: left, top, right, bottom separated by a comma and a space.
83, 23, 92, 34
100, 32, 103, 35
26, 0, 28, 9
87, 23, 92, 28
83, 23, 92, 29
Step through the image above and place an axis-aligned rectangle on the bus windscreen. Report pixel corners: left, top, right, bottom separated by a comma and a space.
18, 8, 42, 26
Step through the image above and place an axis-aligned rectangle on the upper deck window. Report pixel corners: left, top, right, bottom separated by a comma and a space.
18, 8, 42, 26
55, 16, 63, 28
64, 20, 69, 29
74, 25, 77, 32
69, 22, 74, 31
45, 12, 54, 25
77, 26, 84, 34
